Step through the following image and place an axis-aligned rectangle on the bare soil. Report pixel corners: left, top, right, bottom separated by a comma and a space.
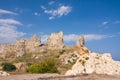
0, 73, 120, 80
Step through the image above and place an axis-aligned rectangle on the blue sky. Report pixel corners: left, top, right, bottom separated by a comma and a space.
0, 0, 120, 60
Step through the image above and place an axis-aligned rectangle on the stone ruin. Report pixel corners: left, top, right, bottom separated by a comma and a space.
25, 34, 41, 51
76, 35, 85, 47
47, 31, 64, 49
0, 31, 64, 59
76, 35, 90, 54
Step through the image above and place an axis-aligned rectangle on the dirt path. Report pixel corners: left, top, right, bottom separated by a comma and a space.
0, 74, 120, 80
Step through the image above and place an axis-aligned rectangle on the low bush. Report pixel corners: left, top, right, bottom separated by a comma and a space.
1, 62, 16, 71
27, 58, 58, 73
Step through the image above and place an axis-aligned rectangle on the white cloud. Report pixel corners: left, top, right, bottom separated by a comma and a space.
41, 5, 46, 10
0, 19, 22, 25
44, 5, 72, 20
102, 21, 109, 25
84, 34, 112, 41
64, 34, 79, 43
49, 16, 55, 20
113, 21, 120, 24
0, 19, 25, 43
64, 34, 113, 43
0, 26, 25, 43
48, 1, 55, 5
41, 35, 49, 43
40, 34, 112, 44
34, 12, 40, 16
0, 9, 17, 15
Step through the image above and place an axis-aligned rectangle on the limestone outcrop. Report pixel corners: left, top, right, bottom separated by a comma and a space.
47, 31, 64, 49
65, 52, 120, 75
59, 51, 80, 64
14, 62, 28, 72
0, 71, 10, 76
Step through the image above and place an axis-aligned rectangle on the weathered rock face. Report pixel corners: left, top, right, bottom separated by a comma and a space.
76, 35, 85, 47
0, 44, 16, 59
25, 34, 41, 51
65, 52, 120, 75
14, 62, 28, 72
16, 39, 25, 57
59, 51, 80, 64
47, 31, 64, 49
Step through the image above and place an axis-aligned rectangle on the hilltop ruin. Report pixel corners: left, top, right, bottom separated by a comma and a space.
0, 31, 65, 60
0, 31, 120, 76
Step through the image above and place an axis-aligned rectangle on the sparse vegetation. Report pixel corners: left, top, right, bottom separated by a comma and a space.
85, 57, 89, 60
27, 58, 58, 73
1, 62, 16, 71
82, 60, 86, 66
59, 50, 66, 55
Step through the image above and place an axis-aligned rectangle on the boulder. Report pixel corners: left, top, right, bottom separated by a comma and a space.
0, 71, 10, 76
14, 62, 28, 72
65, 52, 120, 75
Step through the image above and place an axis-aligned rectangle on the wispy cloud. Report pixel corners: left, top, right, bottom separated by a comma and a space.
113, 21, 120, 24
64, 34, 79, 43
43, 5, 72, 20
41, 35, 49, 43
0, 9, 17, 15
0, 19, 25, 43
48, 1, 55, 5
34, 12, 40, 16
64, 34, 112, 43
0, 19, 22, 25
26, 24, 32, 28
40, 34, 113, 44
84, 34, 112, 41
0, 26, 25, 43
102, 21, 109, 26
41, 6, 46, 10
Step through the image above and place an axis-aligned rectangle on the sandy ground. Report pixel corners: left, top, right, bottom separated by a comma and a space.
0, 74, 120, 80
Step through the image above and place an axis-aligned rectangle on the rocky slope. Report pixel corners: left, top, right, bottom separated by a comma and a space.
65, 51, 120, 75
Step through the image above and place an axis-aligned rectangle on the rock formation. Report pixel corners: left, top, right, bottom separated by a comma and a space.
0, 71, 10, 76
76, 35, 85, 47
14, 62, 28, 72
47, 31, 64, 49
65, 52, 120, 75
0, 44, 16, 59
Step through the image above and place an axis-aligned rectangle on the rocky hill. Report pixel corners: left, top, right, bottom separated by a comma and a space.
0, 31, 120, 76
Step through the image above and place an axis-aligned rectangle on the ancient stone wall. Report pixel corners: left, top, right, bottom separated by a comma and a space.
25, 34, 41, 51
47, 31, 64, 49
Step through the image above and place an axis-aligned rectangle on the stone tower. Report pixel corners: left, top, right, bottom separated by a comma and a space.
76, 35, 85, 47
47, 31, 64, 49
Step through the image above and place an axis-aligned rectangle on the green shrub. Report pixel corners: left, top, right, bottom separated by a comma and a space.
59, 50, 66, 55
27, 58, 58, 73
1, 62, 16, 71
